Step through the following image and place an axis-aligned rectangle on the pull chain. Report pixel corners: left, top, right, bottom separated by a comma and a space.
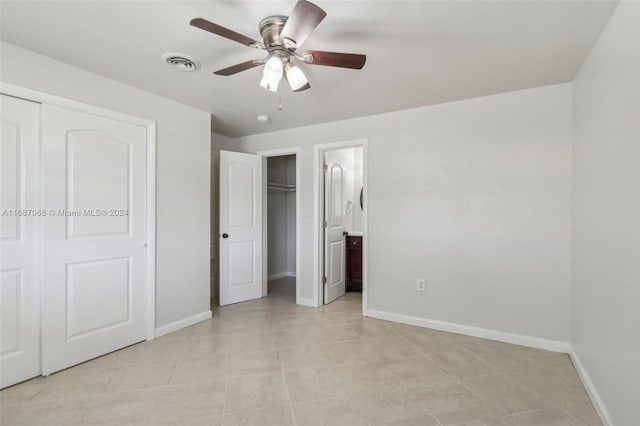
277, 96, 283, 111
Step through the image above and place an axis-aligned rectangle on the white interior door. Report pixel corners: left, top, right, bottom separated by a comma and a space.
219, 150, 262, 306
324, 157, 346, 304
0, 95, 41, 388
41, 104, 148, 374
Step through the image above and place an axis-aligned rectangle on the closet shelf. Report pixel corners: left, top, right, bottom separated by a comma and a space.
267, 182, 296, 192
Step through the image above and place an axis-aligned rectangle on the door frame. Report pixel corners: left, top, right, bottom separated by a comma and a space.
313, 139, 368, 315
257, 147, 302, 305
0, 82, 157, 341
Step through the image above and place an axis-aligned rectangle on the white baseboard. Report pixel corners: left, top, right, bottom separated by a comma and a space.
154, 310, 212, 339
268, 271, 296, 281
296, 297, 317, 307
366, 309, 571, 353
569, 347, 613, 426
268, 272, 287, 280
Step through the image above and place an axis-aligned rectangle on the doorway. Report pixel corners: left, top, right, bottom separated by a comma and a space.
217, 149, 301, 307
314, 140, 367, 313
266, 154, 297, 302
258, 148, 301, 304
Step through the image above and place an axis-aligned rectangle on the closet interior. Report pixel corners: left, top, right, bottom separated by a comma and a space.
266, 155, 296, 297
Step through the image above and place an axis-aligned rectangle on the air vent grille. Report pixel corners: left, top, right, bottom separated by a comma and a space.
161, 53, 200, 72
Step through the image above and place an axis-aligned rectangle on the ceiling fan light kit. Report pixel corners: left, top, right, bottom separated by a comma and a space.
259, 75, 278, 92
261, 55, 285, 91
285, 63, 308, 91
190, 0, 366, 93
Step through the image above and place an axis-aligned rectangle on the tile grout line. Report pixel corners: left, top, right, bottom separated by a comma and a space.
279, 360, 299, 426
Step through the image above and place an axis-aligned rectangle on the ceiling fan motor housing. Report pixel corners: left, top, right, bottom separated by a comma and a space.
259, 16, 290, 50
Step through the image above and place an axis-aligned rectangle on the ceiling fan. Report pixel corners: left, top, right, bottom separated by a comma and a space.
190, 0, 366, 93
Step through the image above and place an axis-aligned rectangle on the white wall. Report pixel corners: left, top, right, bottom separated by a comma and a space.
212, 132, 235, 152
571, 2, 640, 425
267, 190, 289, 277
1, 42, 212, 328
234, 83, 572, 343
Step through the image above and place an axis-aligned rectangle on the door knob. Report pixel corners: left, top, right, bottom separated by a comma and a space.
140, 242, 148, 247
222, 233, 229, 239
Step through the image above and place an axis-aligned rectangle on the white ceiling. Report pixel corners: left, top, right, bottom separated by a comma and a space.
0, 1, 616, 137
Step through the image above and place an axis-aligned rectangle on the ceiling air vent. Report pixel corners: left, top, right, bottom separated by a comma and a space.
161, 52, 200, 72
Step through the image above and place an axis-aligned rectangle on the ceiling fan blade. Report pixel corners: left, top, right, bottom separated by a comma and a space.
293, 82, 311, 92
280, 0, 327, 48
214, 60, 263, 76
303, 51, 366, 69
190, 18, 262, 48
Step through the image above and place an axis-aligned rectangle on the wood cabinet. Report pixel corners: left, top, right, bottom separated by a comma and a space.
346, 235, 362, 292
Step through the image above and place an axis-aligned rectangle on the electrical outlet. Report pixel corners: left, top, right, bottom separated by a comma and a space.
416, 278, 426, 292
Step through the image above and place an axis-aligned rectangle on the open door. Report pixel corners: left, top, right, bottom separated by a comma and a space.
219, 151, 263, 306
323, 157, 346, 304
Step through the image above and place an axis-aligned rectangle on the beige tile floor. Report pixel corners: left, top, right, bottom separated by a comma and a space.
1, 277, 602, 426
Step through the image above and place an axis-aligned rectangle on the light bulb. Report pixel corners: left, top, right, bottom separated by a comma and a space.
262, 56, 283, 84
286, 64, 308, 91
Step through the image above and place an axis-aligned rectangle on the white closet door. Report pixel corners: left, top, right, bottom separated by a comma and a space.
41, 105, 148, 374
0, 95, 41, 388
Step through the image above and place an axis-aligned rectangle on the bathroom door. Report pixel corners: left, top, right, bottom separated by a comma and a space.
323, 157, 346, 304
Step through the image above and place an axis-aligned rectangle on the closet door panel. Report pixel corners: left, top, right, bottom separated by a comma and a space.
0, 95, 41, 388
41, 105, 147, 375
